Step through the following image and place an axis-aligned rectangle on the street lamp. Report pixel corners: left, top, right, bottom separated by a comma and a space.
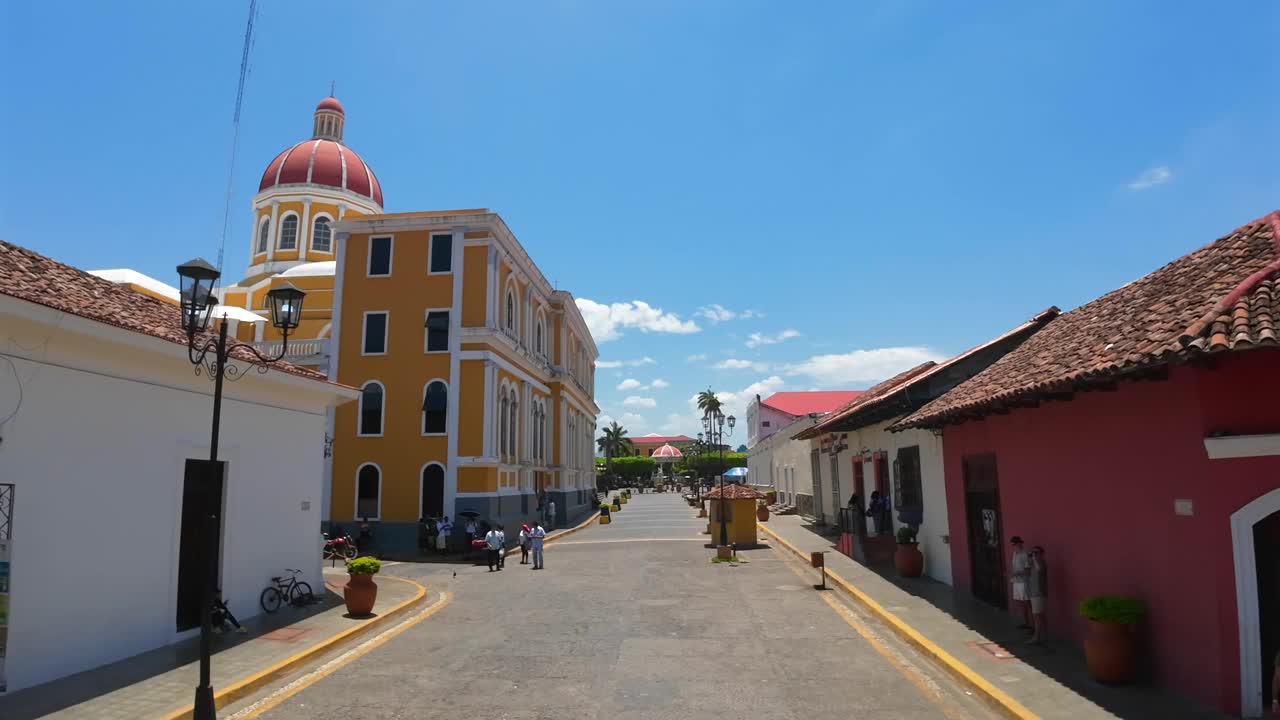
703, 411, 736, 547
177, 258, 305, 720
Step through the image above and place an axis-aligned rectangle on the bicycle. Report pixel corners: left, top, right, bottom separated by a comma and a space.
260, 569, 315, 613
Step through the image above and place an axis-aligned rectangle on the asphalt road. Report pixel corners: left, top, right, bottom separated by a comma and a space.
225, 493, 997, 720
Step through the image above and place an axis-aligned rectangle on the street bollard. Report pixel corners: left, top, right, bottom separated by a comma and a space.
810, 551, 828, 590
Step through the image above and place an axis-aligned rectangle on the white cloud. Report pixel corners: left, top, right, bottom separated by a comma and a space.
679, 376, 787, 438
597, 356, 656, 369
659, 413, 687, 434
715, 358, 769, 372
623, 395, 658, 408
686, 353, 709, 363
617, 412, 648, 431
785, 346, 945, 387
650, 378, 670, 389
575, 298, 700, 343
696, 304, 737, 323
1127, 165, 1173, 191
746, 329, 801, 349
616, 378, 642, 391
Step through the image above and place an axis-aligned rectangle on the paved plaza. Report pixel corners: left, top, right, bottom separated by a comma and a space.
222, 494, 998, 720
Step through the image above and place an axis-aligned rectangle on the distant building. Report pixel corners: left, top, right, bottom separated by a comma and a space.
630, 434, 696, 456
745, 391, 862, 449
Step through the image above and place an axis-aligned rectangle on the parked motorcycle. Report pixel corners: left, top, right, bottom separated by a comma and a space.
323, 531, 358, 561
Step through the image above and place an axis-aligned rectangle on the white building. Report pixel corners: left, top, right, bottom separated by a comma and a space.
746, 414, 824, 516
745, 390, 861, 449
0, 240, 357, 693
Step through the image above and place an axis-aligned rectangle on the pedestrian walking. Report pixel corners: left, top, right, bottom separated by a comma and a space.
1009, 535, 1032, 630
530, 521, 547, 569
519, 524, 531, 564
436, 516, 452, 553
485, 525, 504, 571
1027, 545, 1048, 644
497, 525, 507, 569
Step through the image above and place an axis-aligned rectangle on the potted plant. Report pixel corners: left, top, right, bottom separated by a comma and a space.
344, 556, 381, 616
756, 499, 770, 522
1079, 595, 1146, 683
599, 503, 612, 524
894, 526, 924, 578
611, 495, 622, 511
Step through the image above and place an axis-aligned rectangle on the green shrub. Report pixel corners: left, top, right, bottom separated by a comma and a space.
1079, 595, 1145, 624
599, 503, 612, 511
896, 526, 918, 544
347, 556, 382, 575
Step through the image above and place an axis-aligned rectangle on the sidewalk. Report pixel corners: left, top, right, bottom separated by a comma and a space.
759, 515, 1230, 720
0, 568, 429, 720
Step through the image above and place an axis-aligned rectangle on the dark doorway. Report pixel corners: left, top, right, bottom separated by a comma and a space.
421, 465, 445, 519
176, 459, 225, 632
1254, 510, 1280, 704
963, 453, 1006, 609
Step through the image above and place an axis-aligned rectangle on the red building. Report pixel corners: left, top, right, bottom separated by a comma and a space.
897, 211, 1280, 716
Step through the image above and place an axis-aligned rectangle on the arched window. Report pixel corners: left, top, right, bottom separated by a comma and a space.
356, 464, 380, 519
422, 380, 447, 434
312, 216, 332, 253
535, 318, 544, 356
359, 381, 384, 436
279, 214, 299, 250
499, 392, 509, 459
256, 218, 270, 254
505, 291, 516, 334
508, 389, 518, 457
421, 464, 445, 519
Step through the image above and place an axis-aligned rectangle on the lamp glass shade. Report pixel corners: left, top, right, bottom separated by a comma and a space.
266, 283, 306, 332
176, 258, 220, 334
727, 415, 736, 429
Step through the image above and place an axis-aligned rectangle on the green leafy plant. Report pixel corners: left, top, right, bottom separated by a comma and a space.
896, 526, 918, 544
347, 556, 382, 575
599, 503, 612, 511
1079, 595, 1146, 625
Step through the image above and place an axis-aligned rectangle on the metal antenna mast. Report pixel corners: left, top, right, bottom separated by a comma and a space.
214, 0, 259, 285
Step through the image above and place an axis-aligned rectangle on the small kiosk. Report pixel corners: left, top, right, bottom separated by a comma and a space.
703, 482, 767, 547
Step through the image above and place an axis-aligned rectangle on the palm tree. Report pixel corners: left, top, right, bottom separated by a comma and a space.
596, 421, 634, 484
696, 388, 722, 419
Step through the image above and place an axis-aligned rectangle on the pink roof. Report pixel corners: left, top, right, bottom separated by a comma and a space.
762, 391, 864, 417
316, 96, 345, 114
652, 443, 683, 458
632, 434, 693, 445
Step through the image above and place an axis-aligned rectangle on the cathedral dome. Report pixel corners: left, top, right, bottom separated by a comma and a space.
256, 96, 383, 207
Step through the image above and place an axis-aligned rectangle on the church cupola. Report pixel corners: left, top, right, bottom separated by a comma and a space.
313, 96, 345, 141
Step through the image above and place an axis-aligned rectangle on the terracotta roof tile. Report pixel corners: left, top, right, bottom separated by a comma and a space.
0, 240, 328, 382
703, 483, 767, 500
898, 211, 1280, 428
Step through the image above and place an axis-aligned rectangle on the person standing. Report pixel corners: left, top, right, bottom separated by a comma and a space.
1027, 546, 1048, 644
1009, 536, 1032, 630
547, 500, 557, 530
484, 525, 503, 571
496, 525, 506, 569
530, 521, 547, 570
519, 524, 531, 564
465, 518, 478, 543
436, 516, 452, 553
865, 491, 890, 535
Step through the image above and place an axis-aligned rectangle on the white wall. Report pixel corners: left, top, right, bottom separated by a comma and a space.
747, 416, 821, 508
747, 398, 796, 449
818, 418, 952, 585
0, 308, 344, 692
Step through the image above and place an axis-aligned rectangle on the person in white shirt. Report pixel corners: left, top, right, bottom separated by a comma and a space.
485, 525, 505, 571
465, 519, 478, 542
547, 500, 557, 530
518, 524, 531, 564
530, 521, 547, 569
436, 516, 452, 553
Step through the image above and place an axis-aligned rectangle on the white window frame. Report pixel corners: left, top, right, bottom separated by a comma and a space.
428, 232, 453, 275
354, 462, 382, 520
421, 378, 449, 437
311, 213, 335, 254
499, 390, 510, 462
256, 217, 270, 255
508, 388, 519, 458
419, 462, 446, 519
362, 311, 389, 356
367, 235, 394, 277
357, 380, 386, 437
424, 308, 450, 354
277, 212, 300, 251
535, 308, 547, 357
505, 288, 517, 336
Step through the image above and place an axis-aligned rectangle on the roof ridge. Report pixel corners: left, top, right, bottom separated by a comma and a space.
1179, 212, 1280, 346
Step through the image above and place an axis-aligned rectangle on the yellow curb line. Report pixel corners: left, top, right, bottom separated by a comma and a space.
157, 575, 429, 720
542, 511, 600, 548
758, 524, 1040, 720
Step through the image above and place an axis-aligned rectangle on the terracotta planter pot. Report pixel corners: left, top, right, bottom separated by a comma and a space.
344, 573, 378, 616
1084, 620, 1138, 684
716, 545, 733, 560
894, 543, 924, 578
756, 505, 770, 522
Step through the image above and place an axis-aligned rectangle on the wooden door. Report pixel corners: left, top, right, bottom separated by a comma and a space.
963, 453, 1006, 609
176, 459, 225, 632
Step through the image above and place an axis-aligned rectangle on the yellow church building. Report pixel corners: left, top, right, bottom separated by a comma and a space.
213, 96, 600, 550
88, 96, 600, 551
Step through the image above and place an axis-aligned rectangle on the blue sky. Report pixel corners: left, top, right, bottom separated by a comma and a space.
2, 2, 1277, 438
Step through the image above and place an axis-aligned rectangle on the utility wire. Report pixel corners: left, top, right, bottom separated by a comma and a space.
214, 0, 260, 288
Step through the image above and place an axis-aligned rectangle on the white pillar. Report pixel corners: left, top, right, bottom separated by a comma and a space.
482, 360, 496, 457
300, 199, 313, 257
266, 201, 281, 262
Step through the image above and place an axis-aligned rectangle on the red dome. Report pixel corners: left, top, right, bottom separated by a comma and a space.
258, 139, 383, 207
316, 96, 344, 114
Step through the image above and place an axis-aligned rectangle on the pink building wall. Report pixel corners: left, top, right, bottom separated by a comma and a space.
941, 350, 1280, 713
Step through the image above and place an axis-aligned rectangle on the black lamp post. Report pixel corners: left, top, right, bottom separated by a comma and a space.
694, 431, 704, 501
176, 258, 305, 720
703, 411, 736, 547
